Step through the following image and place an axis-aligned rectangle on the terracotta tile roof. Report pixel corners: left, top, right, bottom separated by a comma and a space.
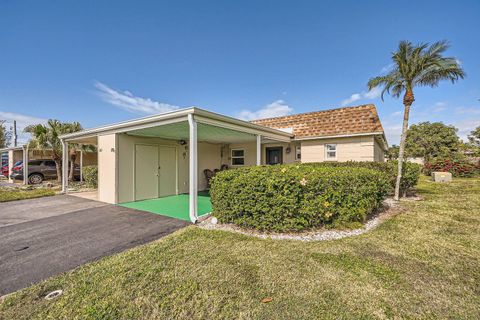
251, 104, 385, 139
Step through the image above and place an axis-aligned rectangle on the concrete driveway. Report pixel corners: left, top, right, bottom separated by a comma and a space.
0, 195, 189, 296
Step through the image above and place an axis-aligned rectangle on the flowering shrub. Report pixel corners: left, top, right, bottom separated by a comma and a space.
423, 158, 480, 177
210, 165, 389, 232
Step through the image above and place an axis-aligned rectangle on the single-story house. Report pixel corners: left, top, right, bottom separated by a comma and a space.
59, 104, 387, 222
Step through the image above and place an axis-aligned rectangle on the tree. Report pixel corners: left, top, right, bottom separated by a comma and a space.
65, 122, 83, 181
386, 145, 399, 160
368, 40, 465, 200
405, 122, 460, 162
466, 125, 480, 157
24, 120, 82, 183
0, 120, 11, 148
468, 126, 480, 147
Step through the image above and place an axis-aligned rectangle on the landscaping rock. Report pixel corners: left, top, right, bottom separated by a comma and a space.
199, 198, 403, 242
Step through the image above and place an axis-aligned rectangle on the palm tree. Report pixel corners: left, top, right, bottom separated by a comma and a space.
64, 122, 83, 181
25, 120, 82, 183
368, 41, 465, 200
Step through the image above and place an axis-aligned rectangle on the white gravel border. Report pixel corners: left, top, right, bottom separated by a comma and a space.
198, 198, 403, 242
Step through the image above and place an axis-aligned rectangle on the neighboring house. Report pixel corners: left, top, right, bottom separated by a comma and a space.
59, 104, 387, 222
0, 146, 97, 183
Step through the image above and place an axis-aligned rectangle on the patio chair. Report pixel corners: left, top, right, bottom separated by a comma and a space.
203, 169, 215, 189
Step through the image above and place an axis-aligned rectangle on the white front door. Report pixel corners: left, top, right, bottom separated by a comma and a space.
135, 144, 159, 201
159, 146, 177, 197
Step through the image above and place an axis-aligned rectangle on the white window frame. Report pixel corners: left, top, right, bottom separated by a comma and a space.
231, 149, 245, 166
325, 144, 337, 160
295, 145, 301, 160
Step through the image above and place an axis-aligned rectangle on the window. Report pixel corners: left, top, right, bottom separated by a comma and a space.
325, 144, 337, 160
28, 160, 43, 166
295, 145, 301, 160
231, 149, 245, 166
44, 160, 56, 167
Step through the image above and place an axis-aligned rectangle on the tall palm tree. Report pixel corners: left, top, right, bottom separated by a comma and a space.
368, 40, 465, 200
25, 120, 82, 183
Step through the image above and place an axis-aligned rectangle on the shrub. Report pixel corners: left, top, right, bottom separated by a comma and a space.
82, 165, 98, 188
210, 164, 390, 232
397, 161, 423, 195
423, 158, 480, 177
304, 161, 421, 196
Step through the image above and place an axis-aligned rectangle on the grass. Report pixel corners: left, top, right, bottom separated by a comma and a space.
1, 177, 479, 319
0, 187, 55, 202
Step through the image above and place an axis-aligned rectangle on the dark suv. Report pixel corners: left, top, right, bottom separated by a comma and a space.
10, 159, 80, 184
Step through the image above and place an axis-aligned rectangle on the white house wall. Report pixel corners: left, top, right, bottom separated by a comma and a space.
301, 136, 375, 162
223, 142, 300, 166
373, 138, 386, 162
116, 133, 222, 203
197, 142, 223, 190
97, 134, 117, 204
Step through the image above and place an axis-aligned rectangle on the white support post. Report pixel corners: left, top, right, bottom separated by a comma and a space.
7, 150, 13, 183
188, 114, 198, 223
80, 148, 83, 182
61, 139, 68, 193
22, 146, 29, 185
256, 134, 261, 166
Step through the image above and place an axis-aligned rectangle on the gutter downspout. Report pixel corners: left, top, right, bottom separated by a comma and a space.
188, 114, 198, 223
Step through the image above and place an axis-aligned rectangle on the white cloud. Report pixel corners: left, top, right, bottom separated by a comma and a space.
380, 63, 395, 73
0, 111, 47, 145
94, 81, 180, 115
454, 106, 480, 115
433, 102, 447, 112
453, 119, 480, 142
236, 100, 293, 121
391, 111, 403, 117
341, 87, 382, 106
382, 122, 403, 146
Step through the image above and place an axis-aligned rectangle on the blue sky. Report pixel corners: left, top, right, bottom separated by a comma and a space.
1, 0, 479, 145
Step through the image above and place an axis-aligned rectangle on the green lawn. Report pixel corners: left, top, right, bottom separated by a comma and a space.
1, 177, 479, 319
0, 187, 55, 202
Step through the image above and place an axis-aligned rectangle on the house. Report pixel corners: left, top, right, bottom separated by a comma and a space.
59, 104, 387, 222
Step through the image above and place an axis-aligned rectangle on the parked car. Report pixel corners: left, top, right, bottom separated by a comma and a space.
1, 164, 8, 177
10, 159, 80, 184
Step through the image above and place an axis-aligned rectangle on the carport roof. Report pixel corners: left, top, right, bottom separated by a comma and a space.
0, 146, 24, 152
60, 107, 293, 143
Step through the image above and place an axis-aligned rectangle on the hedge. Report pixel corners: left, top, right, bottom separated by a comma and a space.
82, 165, 98, 188
424, 158, 480, 177
305, 161, 421, 196
210, 164, 390, 232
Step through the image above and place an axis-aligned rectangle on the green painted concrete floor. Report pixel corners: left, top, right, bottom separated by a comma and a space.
119, 192, 212, 221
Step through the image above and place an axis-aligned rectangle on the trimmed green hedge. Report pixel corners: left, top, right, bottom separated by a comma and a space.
210, 164, 390, 232
82, 165, 98, 188
306, 161, 421, 196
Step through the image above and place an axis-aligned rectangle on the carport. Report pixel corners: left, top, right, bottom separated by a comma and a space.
59, 107, 293, 223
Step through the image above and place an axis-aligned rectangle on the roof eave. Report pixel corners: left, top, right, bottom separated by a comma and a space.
60, 107, 293, 142
293, 131, 386, 141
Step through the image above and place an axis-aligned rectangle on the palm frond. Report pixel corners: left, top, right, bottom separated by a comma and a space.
367, 40, 465, 102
